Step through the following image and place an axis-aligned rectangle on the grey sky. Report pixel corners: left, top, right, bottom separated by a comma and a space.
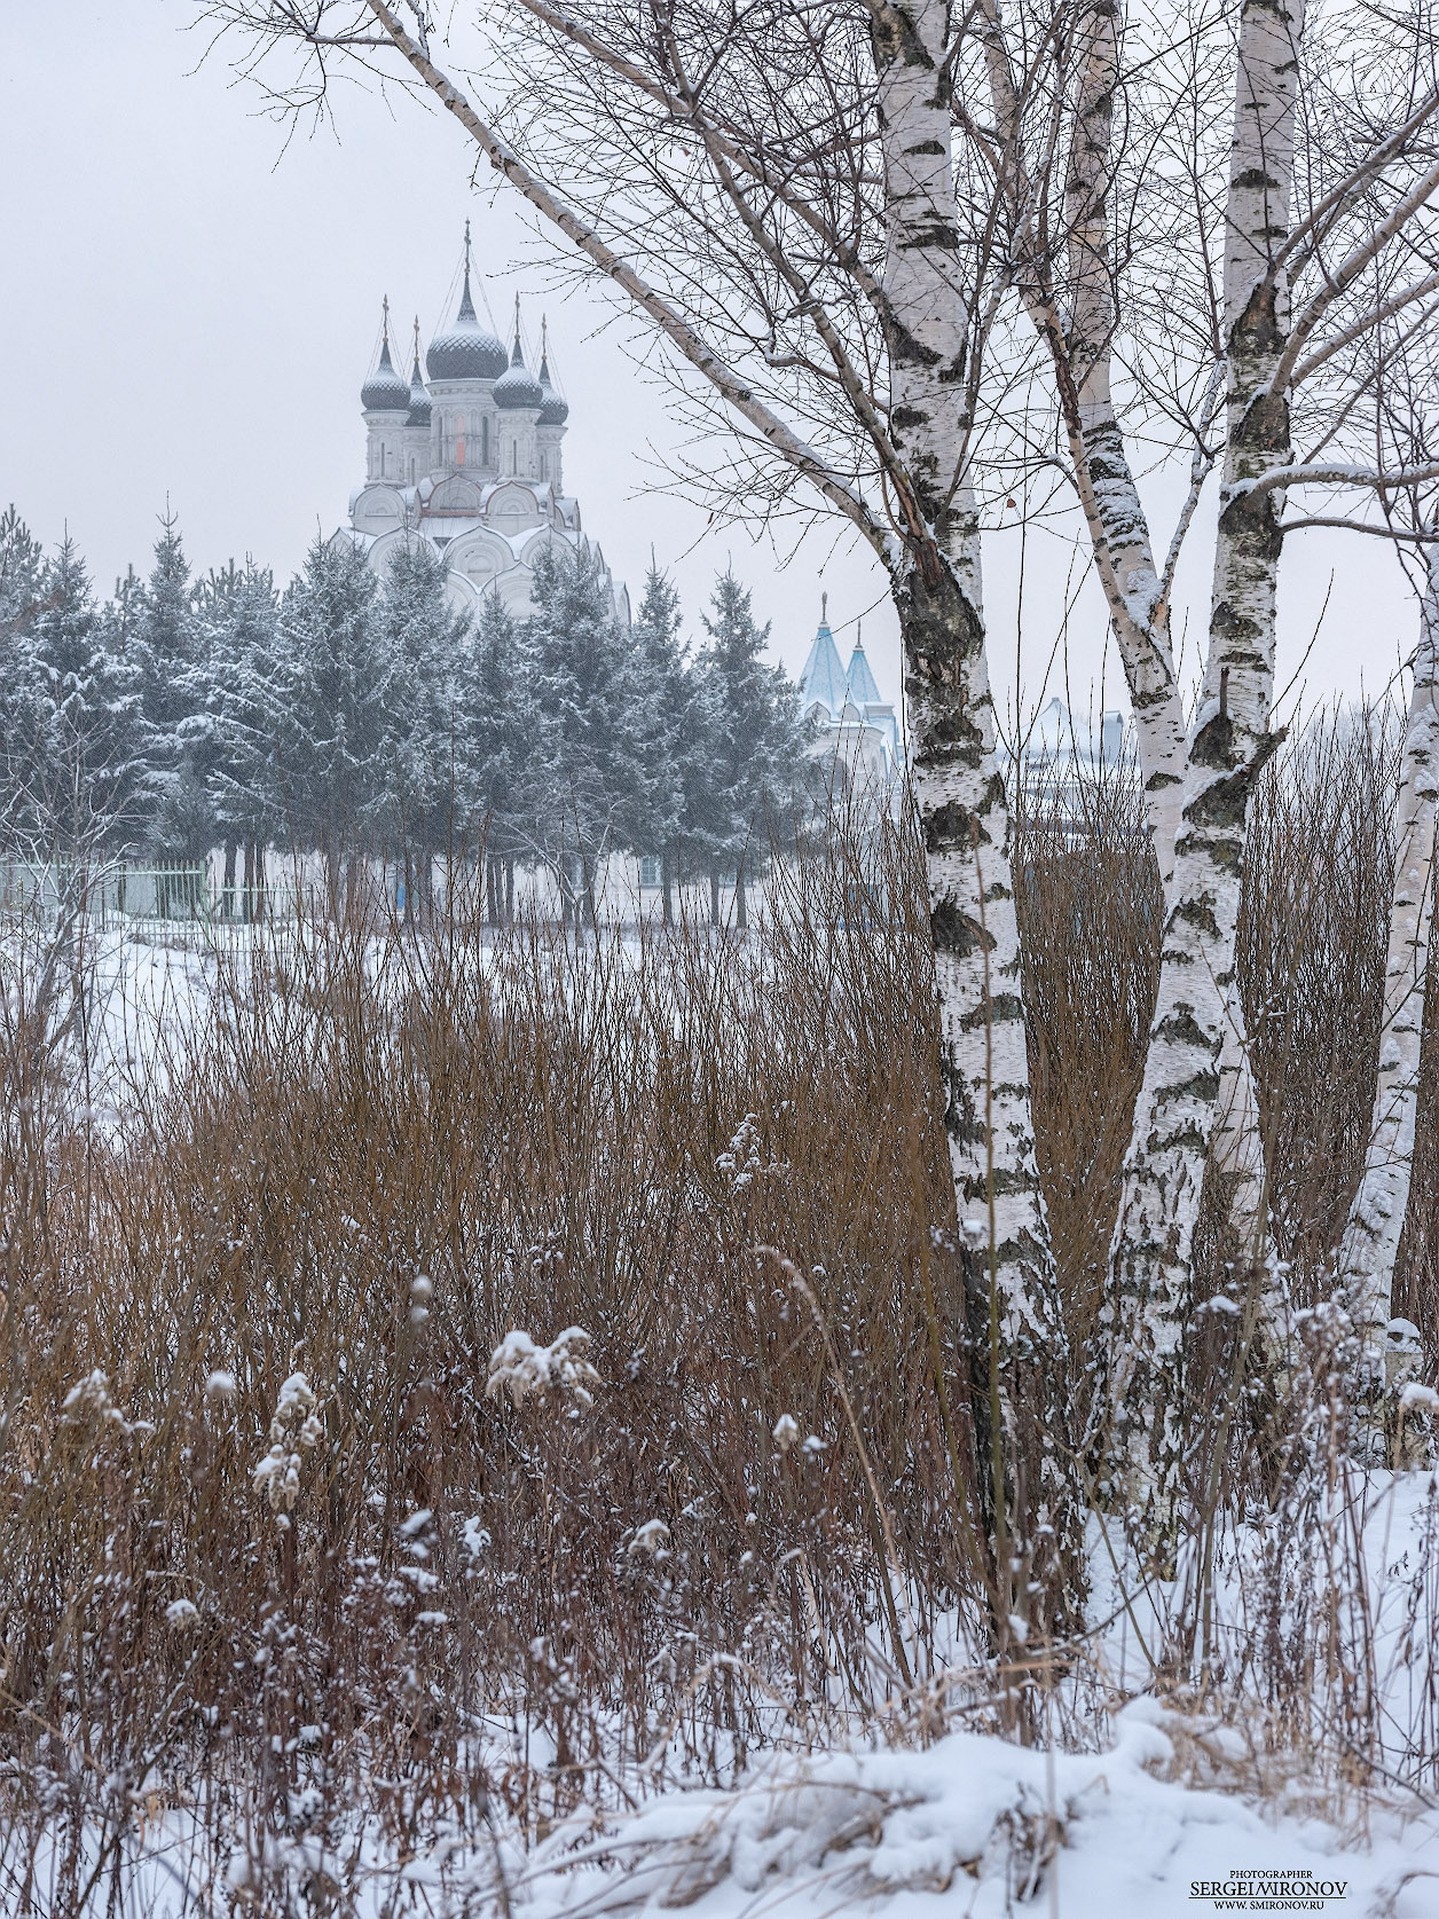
0, 3, 1417, 726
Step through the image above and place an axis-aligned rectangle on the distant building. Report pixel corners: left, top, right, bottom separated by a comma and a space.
343, 227, 628, 623
796, 603, 902, 795
1018, 697, 1130, 816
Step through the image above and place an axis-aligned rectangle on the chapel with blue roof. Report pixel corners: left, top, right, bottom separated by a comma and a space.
797, 598, 902, 792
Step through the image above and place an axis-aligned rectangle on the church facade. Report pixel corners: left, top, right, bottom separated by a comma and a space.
346, 232, 628, 623
797, 608, 902, 794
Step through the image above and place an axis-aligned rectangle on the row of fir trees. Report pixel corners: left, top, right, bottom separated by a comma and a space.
0, 505, 822, 924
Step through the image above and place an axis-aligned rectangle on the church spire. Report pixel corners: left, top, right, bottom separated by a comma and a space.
511, 293, 524, 364
376, 295, 397, 373
360, 295, 409, 411
536, 313, 569, 426
457, 219, 478, 323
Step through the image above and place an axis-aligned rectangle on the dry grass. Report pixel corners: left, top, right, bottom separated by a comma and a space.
0, 712, 1436, 1907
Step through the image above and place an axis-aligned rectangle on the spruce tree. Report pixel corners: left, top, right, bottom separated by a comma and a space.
691, 568, 813, 928
627, 560, 691, 923
270, 535, 388, 896
196, 560, 284, 918
374, 539, 468, 913
30, 537, 149, 858
522, 541, 643, 927
457, 587, 533, 923
0, 507, 47, 818
133, 514, 212, 892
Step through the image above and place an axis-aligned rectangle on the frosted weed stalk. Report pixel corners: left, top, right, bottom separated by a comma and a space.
252, 1369, 324, 1519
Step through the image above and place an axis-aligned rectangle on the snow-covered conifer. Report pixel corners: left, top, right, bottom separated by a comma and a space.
195, 559, 285, 915
522, 541, 644, 926
269, 535, 388, 892
690, 569, 813, 928
627, 561, 692, 922
131, 513, 212, 868
457, 586, 533, 922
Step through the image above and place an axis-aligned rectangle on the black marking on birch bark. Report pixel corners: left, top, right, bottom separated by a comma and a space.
930, 896, 991, 956
1152, 1008, 1212, 1049
924, 797, 995, 849
1158, 1069, 1221, 1110
1171, 896, 1222, 937
960, 992, 1026, 1030
941, 1056, 985, 1148
1190, 707, 1235, 769
960, 1167, 1044, 1201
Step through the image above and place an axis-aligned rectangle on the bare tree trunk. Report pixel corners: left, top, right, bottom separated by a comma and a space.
734, 852, 747, 931
875, 0, 1076, 1633
662, 845, 675, 927
982, 0, 1191, 886
1107, 0, 1305, 1548
709, 867, 720, 928
1052, 0, 1190, 885
222, 841, 238, 922
1339, 541, 1439, 1461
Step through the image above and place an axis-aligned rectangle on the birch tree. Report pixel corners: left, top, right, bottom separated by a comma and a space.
997, 0, 1439, 1527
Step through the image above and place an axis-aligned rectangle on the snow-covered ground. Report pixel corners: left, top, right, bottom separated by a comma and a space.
33, 1692, 1437, 1917
500, 1705, 1438, 1918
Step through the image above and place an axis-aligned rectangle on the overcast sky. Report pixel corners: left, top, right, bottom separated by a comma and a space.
0, 3, 1420, 728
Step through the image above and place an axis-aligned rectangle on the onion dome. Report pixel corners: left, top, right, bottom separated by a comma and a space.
426, 227, 507, 381
537, 346, 569, 427
360, 306, 410, 412
406, 322, 432, 427
493, 330, 543, 411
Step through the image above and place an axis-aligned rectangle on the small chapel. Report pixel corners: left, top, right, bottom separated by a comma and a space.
797, 603, 903, 792
347, 228, 628, 623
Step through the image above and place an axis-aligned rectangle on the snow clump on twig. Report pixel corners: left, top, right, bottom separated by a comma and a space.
486, 1327, 599, 1409
253, 1372, 324, 1516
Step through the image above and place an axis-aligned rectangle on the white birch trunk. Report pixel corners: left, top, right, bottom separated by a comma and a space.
876, 1, 1078, 1628
1053, 2, 1271, 1252
1059, 0, 1189, 888
1106, 0, 1305, 1543
875, 2, 1049, 1315
1337, 542, 1439, 1462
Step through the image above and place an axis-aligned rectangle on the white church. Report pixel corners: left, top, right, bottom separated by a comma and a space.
347, 234, 903, 809
346, 228, 628, 623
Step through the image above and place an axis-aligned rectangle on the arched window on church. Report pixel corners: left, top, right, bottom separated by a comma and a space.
539, 453, 548, 481
511, 442, 518, 475
380, 444, 387, 478
482, 417, 490, 465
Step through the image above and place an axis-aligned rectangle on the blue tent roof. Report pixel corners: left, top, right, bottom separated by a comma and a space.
846, 640, 883, 707
798, 621, 848, 716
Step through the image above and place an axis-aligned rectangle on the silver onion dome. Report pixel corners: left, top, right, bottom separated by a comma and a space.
361, 334, 410, 412
406, 351, 432, 427
493, 335, 543, 411
536, 351, 569, 426
426, 271, 508, 382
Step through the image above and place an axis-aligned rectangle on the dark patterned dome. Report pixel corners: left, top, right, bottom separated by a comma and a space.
361, 336, 410, 412
493, 337, 543, 411
407, 353, 432, 428
537, 352, 569, 426
426, 274, 508, 382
